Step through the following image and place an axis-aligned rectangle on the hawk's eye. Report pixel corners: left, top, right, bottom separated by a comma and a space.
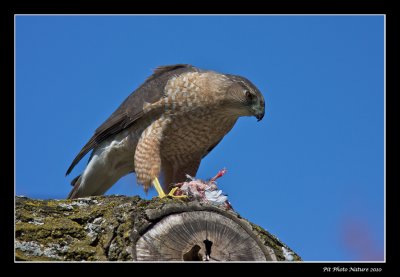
245, 90, 253, 101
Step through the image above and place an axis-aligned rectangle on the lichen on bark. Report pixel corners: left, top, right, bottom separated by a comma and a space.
15, 195, 301, 261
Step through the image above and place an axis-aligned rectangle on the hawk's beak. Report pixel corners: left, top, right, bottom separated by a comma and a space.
256, 110, 265, 121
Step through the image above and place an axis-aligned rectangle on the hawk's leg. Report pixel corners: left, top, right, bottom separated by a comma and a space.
152, 177, 186, 198
135, 119, 187, 199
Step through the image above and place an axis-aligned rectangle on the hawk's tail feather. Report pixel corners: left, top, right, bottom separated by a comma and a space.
70, 174, 81, 187
67, 175, 82, 199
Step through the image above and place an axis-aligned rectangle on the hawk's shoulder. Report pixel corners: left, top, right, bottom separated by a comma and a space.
145, 64, 196, 83
153, 64, 194, 76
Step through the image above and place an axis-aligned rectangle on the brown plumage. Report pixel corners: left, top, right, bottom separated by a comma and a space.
66, 64, 265, 199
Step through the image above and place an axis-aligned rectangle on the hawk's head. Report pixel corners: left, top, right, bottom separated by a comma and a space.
224, 75, 265, 121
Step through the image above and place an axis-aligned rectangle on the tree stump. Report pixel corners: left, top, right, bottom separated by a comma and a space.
15, 195, 301, 261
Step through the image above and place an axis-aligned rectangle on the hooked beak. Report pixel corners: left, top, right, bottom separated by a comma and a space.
256, 110, 265, 121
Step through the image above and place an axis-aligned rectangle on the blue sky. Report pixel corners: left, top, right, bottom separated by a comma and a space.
15, 15, 384, 261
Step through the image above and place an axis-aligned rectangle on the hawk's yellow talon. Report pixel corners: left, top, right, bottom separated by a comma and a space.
167, 187, 188, 198
152, 178, 187, 199
152, 177, 166, 198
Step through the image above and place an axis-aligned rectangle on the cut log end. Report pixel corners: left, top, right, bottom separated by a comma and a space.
136, 211, 269, 261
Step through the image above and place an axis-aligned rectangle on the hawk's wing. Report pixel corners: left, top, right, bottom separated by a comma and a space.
66, 64, 197, 176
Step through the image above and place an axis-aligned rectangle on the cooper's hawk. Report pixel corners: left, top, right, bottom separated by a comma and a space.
66, 64, 265, 199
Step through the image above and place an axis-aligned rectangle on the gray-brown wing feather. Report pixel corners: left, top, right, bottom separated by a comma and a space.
66, 64, 196, 176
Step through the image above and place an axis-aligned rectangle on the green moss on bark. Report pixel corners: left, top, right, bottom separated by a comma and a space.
15, 195, 301, 261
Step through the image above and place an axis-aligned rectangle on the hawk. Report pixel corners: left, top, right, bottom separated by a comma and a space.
66, 64, 265, 199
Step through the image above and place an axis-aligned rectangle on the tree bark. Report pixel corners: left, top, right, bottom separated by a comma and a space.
15, 195, 301, 261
